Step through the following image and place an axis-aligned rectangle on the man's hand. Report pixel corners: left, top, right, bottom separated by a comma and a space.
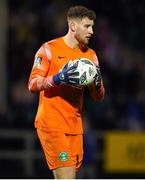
53, 61, 80, 85
94, 66, 102, 90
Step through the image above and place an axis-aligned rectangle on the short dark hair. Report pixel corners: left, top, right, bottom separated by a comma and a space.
67, 5, 96, 20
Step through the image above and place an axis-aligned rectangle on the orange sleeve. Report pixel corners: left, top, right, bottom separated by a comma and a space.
88, 50, 105, 101
28, 43, 55, 93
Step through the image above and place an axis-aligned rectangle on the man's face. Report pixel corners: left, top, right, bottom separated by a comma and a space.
74, 17, 94, 45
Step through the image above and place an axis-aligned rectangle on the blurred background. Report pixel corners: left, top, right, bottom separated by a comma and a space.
0, 0, 145, 178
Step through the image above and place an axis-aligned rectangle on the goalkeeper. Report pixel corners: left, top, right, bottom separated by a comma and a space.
28, 5, 105, 179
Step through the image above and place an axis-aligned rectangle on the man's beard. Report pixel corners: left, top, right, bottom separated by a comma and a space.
75, 33, 88, 45
75, 34, 89, 51
78, 37, 89, 52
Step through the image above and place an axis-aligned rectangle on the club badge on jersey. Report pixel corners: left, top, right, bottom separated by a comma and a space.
33, 57, 42, 68
59, 152, 68, 162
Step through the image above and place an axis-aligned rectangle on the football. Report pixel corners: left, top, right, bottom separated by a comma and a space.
71, 58, 97, 85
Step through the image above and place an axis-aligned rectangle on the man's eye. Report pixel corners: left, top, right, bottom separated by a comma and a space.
85, 25, 90, 28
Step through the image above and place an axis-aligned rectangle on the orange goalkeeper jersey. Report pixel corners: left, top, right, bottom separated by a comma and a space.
28, 37, 105, 134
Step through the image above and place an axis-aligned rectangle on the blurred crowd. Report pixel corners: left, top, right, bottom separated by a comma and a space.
1, 0, 145, 132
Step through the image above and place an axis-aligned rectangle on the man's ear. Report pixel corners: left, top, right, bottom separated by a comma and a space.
69, 21, 76, 32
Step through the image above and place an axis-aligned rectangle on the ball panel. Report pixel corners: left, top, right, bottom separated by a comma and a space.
72, 58, 97, 85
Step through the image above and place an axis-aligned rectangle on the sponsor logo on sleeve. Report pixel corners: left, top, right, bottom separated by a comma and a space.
33, 57, 42, 68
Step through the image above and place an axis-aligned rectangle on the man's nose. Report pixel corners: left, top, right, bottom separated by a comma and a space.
89, 27, 93, 34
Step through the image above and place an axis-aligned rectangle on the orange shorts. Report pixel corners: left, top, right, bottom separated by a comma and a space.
37, 129, 83, 170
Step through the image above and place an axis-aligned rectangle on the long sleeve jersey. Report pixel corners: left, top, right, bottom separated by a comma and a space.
28, 37, 105, 134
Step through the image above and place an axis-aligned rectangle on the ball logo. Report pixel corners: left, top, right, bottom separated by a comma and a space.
89, 67, 95, 76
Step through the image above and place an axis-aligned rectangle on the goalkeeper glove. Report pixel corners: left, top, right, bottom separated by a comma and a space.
94, 66, 102, 90
53, 61, 80, 85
